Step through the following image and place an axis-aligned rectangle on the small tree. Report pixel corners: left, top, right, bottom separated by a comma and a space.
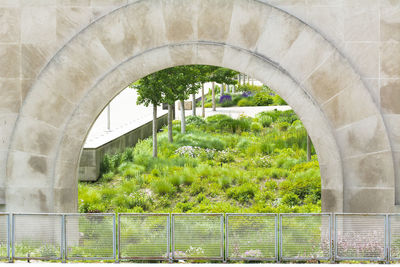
132, 73, 167, 158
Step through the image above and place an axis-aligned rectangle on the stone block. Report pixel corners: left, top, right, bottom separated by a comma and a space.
162, 0, 197, 43
0, 114, 18, 151
380, 39, 400, 78
0, 8, 20, 43
0, 45, 20, 78
344, 42, 380, 79
21, 79, 34, 102
336, 115, 391, 158
305, 6, 344, 47
56, 7, 92, 45
169, 44, 197, 67
302, 51, 359, 104
54, 160, 79, 189
343, 151, 395, 188
255, 8, 305, 65
381, 79, 400, 114
21, 7, 56, 44
195, 43, 225, 66
321, 79, 377, 129
6, 151, 51, 188
280, 27, 334, 83
177, 101, 192, 110
319, 160, 343, 189
197, 0, 233, 42
58, 134, 83, 164
344, 3, 379, 42
121, 0, 167, 56
6, 186, 53, 212
53, 188, 77, 212
57, 0, 91, 6
344, 187, 394, 213
13, 117, 60, 156
21, 44, 54, 79
91, 0, 127, 6
0, 79, 21, 113
22, 88, 74, 129
363, 78, 380, 106
380, 4, 400, 42
226, 0, 272, 50
383, 114, 400, 151
321, 188, 343, 212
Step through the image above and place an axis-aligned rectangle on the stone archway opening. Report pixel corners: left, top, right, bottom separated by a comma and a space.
5, 0, 394, 213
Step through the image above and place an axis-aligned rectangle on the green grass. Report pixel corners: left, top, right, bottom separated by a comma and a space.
79, 110, 320, 214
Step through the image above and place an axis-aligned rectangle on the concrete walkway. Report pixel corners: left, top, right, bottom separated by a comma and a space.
176, 105, 292, 120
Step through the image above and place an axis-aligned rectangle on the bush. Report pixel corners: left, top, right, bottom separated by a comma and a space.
253, 92, 273, 106
218, 176, 232, 189
151, 180, 175, 195
204, 103, 212, 108
219, 94, 232, 103
257, 114, 273, 127
250, 122, 262, 132
186, 116, 206, 127
281, 193, 300, 207
227, 183, 257, 204
238, 98, 255, 107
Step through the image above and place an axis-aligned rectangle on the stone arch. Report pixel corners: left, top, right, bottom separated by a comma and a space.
6, 0, 395, 213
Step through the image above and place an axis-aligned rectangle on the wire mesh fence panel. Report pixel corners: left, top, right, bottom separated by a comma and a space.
280, 214, 331, 261
335, 214, 386, 261
226, 214, 276, 261
0, 214, 9, 260
65, 214, 115, 260
12, 214, 62, 260
172, 214, 223, 260
389, 215, 400, 260
119, 214, 169, 260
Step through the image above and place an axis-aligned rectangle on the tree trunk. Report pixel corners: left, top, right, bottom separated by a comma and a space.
238, 74, 241, 85
152, 104, 157, 158
212, 82, 216, 111
201, 83, 205, 118
168, 103, 173, 143
192, 93, 196, 116
180, 100, 186, 134
221, 83, 224, 95
307, 134, 311, 161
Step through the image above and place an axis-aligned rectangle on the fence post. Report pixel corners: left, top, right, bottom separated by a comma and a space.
61, 214, 65, 263
171, 214, 174, 262
167, 214, 172, 263
386, 214, 390, 264
278, 214, 282, 263
330, 213, 334, 263
275, 214, 278, 263
113, 214, 117, 263
7, 214, 11, 263
222, 214, 226, 263
225, 214, 229, 263
11, 213, 14, 263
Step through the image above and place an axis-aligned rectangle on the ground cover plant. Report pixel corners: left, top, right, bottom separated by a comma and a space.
78, 110, 320, 214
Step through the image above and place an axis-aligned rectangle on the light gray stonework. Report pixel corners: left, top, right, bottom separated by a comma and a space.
0, 0, 399, 213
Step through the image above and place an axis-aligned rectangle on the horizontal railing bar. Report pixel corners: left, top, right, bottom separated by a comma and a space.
172, 213, 223, 216
118, 213, 169, 216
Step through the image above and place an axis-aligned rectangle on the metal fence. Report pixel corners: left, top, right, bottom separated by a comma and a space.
226, 213, 277, 261
65, 213, 115, 261
118, 213, 169, 260
280, 213, 331, 261
172, 213, 224, 261
4, 213, 400, 262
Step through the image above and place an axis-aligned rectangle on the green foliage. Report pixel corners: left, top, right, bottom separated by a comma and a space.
237, 98, 255, 107
79, 110, 320, 214
253, 92, 273, 106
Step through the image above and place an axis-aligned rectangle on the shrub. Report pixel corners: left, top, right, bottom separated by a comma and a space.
237, 116, 251, 131
227, 183, 257, 204
253, 92, 273, 106
250, 122, 262, 132
186, 116, 206, 127
281, 193, 300, 207
219, 94, 232, 103
218, 176, 232, 189
237, 98, 255, 107
276, 121, 290, 131
151, 180, 175, 195
258, 115, 273, 127
204, 103, 212, 108
236, 138, 250, 151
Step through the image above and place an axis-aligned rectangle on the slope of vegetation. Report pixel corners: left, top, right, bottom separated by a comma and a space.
78, 110, 321, 214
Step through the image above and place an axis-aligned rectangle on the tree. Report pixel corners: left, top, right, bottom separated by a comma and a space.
132, 73, 167, 158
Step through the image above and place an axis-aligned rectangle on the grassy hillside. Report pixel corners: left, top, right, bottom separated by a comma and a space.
78, 110, 321, 214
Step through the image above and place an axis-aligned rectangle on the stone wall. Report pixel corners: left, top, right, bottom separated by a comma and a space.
0, 0, 398, 213
79, 113, 168, 181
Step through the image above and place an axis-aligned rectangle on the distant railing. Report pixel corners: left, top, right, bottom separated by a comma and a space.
2, 212, 400, 262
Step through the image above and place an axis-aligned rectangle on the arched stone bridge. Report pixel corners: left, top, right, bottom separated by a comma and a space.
0, 0, 399, 213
